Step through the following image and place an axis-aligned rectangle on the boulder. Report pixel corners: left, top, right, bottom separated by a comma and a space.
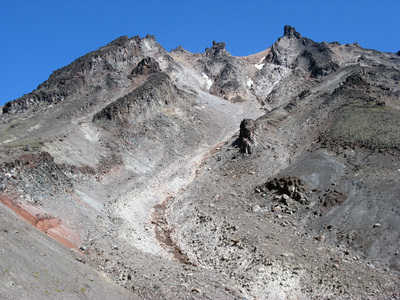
239, 119, 258, 154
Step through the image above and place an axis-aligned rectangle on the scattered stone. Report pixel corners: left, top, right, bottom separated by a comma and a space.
191, 288, 202, 294
256, 176, 309, 205
1, 25, 399, 300
280, 194, 293, 206
76, 257, 86, 264
322, 190, 347, 208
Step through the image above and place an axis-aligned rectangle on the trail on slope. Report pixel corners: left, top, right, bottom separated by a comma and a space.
113, 92, 263, 259
151, 136, 234, 263
114, 127, 238, 258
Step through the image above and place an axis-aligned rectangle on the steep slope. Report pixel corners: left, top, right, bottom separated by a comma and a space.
0, 201, 135, 299
0, 26, 399, 299
168, 64, 400, 298
2, 35, 167, 114
0, 31, 263, 299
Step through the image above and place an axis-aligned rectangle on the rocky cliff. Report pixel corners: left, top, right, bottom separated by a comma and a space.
0, 26, 399, 299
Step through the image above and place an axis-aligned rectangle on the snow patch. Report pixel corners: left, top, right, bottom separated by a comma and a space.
202, 73, 213, 90
141, 39, 152, 52
247, 78, 254, 88
255, 57, 266, 70
255, 63, 265, 70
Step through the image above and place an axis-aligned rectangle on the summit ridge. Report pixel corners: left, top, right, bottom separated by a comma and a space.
0, 26, 399, 299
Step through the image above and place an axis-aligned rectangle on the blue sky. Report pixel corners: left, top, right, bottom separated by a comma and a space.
1, 0, 399, 106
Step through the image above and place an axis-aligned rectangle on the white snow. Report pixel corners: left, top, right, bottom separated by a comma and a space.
255, 57, 266, 70
255, 63, 265, 70
141, 39, 152, 52
202, 73, 213, 90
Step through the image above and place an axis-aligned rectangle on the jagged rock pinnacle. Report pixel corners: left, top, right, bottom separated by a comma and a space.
212, 40, 226, 50
1, 25, 400, 300
205, 41, 226, 54
171, 45, 185, 53
283, 25, 302, 38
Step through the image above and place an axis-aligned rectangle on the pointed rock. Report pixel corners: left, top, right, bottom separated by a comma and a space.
204, 41, 227, 58
283, 25, 302, 39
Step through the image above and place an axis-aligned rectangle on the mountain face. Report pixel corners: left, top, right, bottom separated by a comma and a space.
0, 26, 399, 299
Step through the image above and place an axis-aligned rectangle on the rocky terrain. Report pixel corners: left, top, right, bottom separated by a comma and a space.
0, 25, 399, 299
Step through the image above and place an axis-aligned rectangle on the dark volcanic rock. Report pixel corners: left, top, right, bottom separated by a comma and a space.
204, 40, 227, 59
300, 45, 339, 77
239, 119, 258, 154
266, 25, 338, 77
3, 35, 165, 115
93, 72, 179, 124
129, 57, 161, 78
1, 25, 400, 300
170, 45, 190, 54
200, 41, 250, 102
257, 176, 307, 203
2, 91, 68, 114
321, 189, 347, 208
283, 25, 302, 39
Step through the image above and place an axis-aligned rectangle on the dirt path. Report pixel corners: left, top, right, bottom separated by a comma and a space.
112, 92, 263, 259
114, 134, 234, 258
151, 137, 234, 262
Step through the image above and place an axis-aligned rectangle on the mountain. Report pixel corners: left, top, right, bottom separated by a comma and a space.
0, 25, 399, 299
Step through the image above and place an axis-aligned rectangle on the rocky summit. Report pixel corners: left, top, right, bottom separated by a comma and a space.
0, 26, 399, 299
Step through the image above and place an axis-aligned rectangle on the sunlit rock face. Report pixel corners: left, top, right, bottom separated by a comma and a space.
0, 25, 399, 299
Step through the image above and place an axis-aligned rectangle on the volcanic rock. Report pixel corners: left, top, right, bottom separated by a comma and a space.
0, 25, 399, 299
239, 118, 258, 154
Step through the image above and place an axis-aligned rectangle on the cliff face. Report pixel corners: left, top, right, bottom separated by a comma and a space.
265, 25, 339, 77
2, 35, 168, 114
93, 72, 180, 124
0, 26, 399, 299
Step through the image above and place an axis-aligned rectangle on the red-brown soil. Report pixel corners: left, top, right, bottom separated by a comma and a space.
0, 194, 80, 250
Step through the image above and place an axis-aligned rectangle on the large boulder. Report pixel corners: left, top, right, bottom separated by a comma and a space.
239, 119, 258, 154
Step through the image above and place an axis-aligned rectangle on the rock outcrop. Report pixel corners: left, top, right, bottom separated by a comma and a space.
0, 25, 399, 299
93, 72, 179, 124
239, 119, 258, 154
129, 57, 161, 78
265, 25, 339, 77
2, 35, 167, 115
256, 176, 307, 203
198, 41, 251, 102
